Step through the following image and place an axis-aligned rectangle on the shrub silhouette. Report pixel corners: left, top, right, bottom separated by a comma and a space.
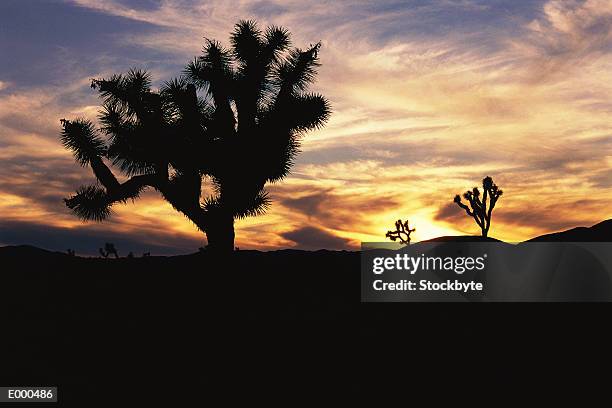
99, 243, 119, 258
60, 20, 330, 252
66, 249, 76, 256
453, 176, 503, 237
386, 219, 415, 245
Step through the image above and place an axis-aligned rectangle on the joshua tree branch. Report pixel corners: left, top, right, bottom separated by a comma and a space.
463, 196, 485, 228
111, 174, 160, 201
90, 156, 120, 190
482, 188, 488, 223
89, 155, 162, 200
456, 201, 473, 216
470, 199, 483, 227
65, 156, 164, 222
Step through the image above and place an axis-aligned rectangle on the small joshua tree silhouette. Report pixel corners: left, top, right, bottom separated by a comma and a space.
99, 242, 119, 258
453, 176, 503, 237
66, 249, 76, 256
386, 219, 416, 245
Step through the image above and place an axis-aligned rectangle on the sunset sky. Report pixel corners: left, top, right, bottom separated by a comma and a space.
1, 0, 611, 254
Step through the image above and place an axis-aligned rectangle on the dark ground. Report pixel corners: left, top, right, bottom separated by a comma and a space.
1, 220, 612, 404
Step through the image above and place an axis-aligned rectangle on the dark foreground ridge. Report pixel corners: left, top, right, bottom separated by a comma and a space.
0, 248, 365, 404
1, 220, 611, 403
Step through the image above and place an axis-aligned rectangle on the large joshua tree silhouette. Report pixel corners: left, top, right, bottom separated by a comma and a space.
60, 20, 330, 251
453, 176, 503, 238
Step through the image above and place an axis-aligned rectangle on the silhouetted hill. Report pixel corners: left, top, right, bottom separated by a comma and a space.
0, 244, 64, 258
527, 219, 612, 242
423, 235, 502, 243
1, 221, 611, 403
416, 219, 612, 244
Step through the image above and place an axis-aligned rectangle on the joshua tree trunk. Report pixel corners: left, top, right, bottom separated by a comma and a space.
205, 212, 235, 252
172, 202, 235, 252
